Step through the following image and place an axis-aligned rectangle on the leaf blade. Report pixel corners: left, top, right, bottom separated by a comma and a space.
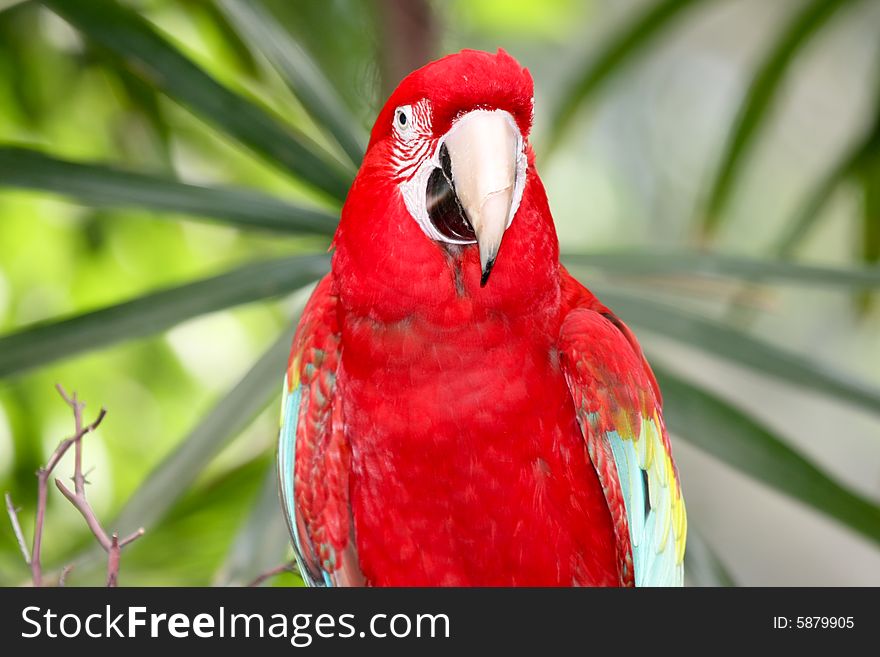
657, 365, 880, 546
109, 326, 295, 548
214, 463, 297, 587
42, 0, 353, 201
564, 251, 880, 289
594, 288, 880, 416
0, 146, 339, 234
217, 0, 366, 166
860, 144, 880, 266
702, 0, 858, 236
774, 131, 878, 257
545, 0, 710, 155
684, 530, 737, 587
0, 255, 329, 378
776, 54, 880, 256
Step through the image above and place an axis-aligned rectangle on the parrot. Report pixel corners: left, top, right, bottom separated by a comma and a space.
278, 49, 686, 587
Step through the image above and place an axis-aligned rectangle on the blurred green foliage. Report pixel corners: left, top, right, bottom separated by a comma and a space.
0, 0, 878, 587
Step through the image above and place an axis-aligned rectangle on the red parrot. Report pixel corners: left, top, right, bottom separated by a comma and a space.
279, 49, 686, 587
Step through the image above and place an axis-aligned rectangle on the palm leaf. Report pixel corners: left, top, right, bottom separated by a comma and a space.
860, 149, 880, 265
217, 0, 366, 166
774, 135, 874, 257
0, 1, 28, 15
564, 251, 880, 288
42, 0, 353, 201
702, 0, 859, 236
684, 530, 736, 587
657, 365, 880, 546
595, 288, 880, 416
107, 326, 294, 552
0, 146, 338, 234
214, 463, 296, 587
775, 58, 880, 256
115, 456, 272, 586
857, 144, 880, 311
0, 255, 329, 378
58, 328, 295, 579
544, 0, 711, 155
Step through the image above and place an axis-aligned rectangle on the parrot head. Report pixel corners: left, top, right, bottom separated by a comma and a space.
334, 49, 559, 321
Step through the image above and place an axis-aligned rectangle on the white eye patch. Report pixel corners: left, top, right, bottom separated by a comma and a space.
397, 109, 527, 246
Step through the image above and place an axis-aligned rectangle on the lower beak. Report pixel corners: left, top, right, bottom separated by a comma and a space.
443, 110, 520, 286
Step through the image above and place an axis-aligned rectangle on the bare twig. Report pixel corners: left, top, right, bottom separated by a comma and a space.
247, 561, 297, 588
106, 534, 120, 588
119, 527, 145, 548
30, 386, 107, 586
55, 385, 87, 496
4, 492, 31, 565
54, 478, 112, 551
58, 564, 74, 587
5, 385, 145, 586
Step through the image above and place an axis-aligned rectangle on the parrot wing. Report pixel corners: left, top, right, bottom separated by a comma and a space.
278, 274, 363, 587
558, 271, 686, 587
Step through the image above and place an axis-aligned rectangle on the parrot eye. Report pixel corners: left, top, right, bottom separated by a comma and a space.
394, 105, 414, 136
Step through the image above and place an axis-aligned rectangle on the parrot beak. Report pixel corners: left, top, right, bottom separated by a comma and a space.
443, 110, 521, 287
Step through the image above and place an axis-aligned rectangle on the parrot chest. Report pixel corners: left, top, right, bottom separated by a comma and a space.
339, 313, 619, 586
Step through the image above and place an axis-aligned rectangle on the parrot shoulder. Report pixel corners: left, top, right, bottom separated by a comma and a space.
278, 274, 363, 586
558, 268, 686, 587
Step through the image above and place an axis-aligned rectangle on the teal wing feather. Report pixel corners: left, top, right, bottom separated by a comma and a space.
277, 275, 363, 587
559, 276, 686, 587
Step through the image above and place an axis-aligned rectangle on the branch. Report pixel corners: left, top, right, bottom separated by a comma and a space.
29, 386, 107, 586
54, 478, 112, 551
5, 384, 146, 586
375, 0, 438, 95
246, 561, 297, 588
106, 534, 120, 588
58, 564, 74, 587
119, 527, 146, 547
4, 492, 31, 565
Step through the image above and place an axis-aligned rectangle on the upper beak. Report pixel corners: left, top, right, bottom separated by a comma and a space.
443, 110, 520, 286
